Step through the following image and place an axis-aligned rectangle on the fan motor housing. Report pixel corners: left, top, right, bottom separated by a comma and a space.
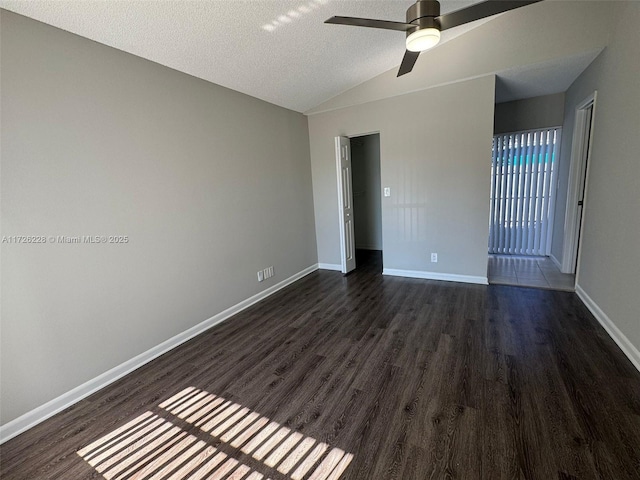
407, 0, 440, 22
407, 0, 441, 32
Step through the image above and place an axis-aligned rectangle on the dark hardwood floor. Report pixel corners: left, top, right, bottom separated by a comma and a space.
2, 250, 639, 479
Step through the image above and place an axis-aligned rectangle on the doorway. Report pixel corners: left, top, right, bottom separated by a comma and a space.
561, 92, 597, 275
335, 133, 382, 274
486, 126, 575, 290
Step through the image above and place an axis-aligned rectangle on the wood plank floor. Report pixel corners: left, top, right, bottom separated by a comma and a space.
2, 250, 639, 480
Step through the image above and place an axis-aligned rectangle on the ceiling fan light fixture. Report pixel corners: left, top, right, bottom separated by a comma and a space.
405, 27, 440, 52
326, 0, 542, 76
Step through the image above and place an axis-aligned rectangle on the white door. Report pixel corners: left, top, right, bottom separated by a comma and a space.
561, 92, 596, 274
335, 136, 356, 274
573, 104, 593, 272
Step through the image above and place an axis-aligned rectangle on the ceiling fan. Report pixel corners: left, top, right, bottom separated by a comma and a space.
325, 0, 542, 76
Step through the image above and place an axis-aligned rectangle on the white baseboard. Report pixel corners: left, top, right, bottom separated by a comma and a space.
576, 284, 640, 373
318, 263, 342, 271
549, 253, 562, 270
383, 268, 488, 285
0, 264, 320, 444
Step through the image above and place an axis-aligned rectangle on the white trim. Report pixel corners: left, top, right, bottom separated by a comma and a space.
318, 263, 342, 271
0, 264, 319, 444
576, 284, 640, 373
549, 253, 562, 270
383, 268, 488, 285
561, 91, 597, 274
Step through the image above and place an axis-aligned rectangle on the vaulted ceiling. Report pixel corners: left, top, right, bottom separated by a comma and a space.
0, 1, 612, 113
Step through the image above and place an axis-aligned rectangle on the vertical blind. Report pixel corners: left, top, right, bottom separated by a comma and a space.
489, 127, 561, 256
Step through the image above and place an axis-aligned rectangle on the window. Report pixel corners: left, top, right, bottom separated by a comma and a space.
489, 128, 561, 256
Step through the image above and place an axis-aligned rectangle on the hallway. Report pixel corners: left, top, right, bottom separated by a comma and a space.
488, 254, 575, 291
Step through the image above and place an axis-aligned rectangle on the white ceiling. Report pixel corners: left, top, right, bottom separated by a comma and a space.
0, 0, 493, 112
495, 49, 602, 104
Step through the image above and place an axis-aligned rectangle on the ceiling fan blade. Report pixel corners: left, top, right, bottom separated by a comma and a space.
398, 50, 420, 77
325, 16, 415, 32
438, 0, 542, 31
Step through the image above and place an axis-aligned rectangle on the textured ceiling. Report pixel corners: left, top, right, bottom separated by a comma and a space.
495, 50, 602, 104
0, 0, 490, 112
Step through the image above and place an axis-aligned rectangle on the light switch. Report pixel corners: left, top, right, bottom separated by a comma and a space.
383, 187, 391, 197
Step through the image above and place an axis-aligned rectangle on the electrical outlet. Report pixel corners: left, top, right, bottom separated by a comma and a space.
259, 266, 274, 281
431, 253, 438, 263
383, 187, 391, 197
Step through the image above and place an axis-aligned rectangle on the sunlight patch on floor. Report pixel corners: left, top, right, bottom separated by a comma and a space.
78, 386, 353, 480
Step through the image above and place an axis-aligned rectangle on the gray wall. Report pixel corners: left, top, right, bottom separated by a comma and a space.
309, 76, 495, 279
351, 134, 382, 251
551, 2, 640, 353
494, 93, 565, 134
0, 11, 317, 425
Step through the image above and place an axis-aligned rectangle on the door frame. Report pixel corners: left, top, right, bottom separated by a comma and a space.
335, 132, 382, 274
561, 91, 597, 275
